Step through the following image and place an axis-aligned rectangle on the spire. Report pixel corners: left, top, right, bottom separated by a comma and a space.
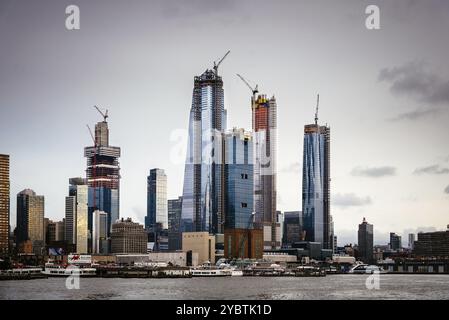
315, 94, 320, 125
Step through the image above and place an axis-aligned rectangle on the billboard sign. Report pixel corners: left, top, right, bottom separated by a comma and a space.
68, 254, 92, 264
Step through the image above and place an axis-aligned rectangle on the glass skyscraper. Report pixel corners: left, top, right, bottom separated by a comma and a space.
0, 154, 9, 255
181, 69, 227, 235
302, 99, 332, 249
358, 218, 374, 263
168, 196, 182, 251
65, 178, 88, 254
84, 115, 120, 238
146, 168, 168, 230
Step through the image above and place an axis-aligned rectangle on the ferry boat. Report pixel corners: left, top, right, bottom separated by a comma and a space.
0, 268, 46, 280
42, 262, 97, 277
191, 268, 230, 277
348, 264, 387, 274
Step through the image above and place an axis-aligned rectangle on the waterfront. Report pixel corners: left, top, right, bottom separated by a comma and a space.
1, 275, 449, 300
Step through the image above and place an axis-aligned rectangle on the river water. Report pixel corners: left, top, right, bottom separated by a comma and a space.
1, 275, 449, 300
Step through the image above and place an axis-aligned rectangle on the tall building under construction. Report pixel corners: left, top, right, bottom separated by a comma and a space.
252, 95, 280, 250
302, 96, 332, 250
181, 53, 229, 235
85, 108, 121, 237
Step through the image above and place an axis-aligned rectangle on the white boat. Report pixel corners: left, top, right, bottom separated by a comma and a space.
42, 263, 97, 277
348, 264, 387, 274
191, 268, 230, 277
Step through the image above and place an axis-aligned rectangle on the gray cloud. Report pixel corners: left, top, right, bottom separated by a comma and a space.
333, 193, 372, 209
388, 107, 442, 121
379, 61, 449, 106
351, 166, 397, 178
445, 185, 449, 194
414, 165, 449, 175
281, 162, 300, 173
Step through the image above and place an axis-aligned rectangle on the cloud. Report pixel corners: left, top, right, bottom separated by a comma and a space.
281, 162, 300, 173
379, 61, 449, 106
332, 193, 372, 209
414, 165, 449, 175
351, 166, 397, 178
445, 185, 449, 194
388, 107, 442, 121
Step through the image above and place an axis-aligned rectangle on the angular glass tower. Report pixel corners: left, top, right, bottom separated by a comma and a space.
84, 113, 120, 238
181, 69, 227, 235
146, 168, 168, 230
302, 96, 332, 249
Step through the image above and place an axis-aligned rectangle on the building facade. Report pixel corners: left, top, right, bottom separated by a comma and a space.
282, 211, 301, 248
92, 210, 108, 254
358, 218, 374, 263
182, 232, 215, 265
146, 168, 168, 230
302, 98, 332, 249
0, 154, 9, 255
181, 69, 227, 236
390, 232, 402, 251
111, 218, 147, 254
168, 196, 182, 251
16, 189, 45, 254
413, 227, 449, 257
408, 233, 416, 250
252, 94, 279, 250
85, 114, 120, 236
65, 178, 88, 253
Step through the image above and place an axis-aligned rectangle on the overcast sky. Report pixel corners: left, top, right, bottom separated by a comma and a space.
1, 0, 448, 245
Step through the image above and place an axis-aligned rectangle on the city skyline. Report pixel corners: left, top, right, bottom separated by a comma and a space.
1, 0, 449, 245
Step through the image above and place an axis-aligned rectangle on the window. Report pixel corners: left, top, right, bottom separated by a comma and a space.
241, 203, 248, 208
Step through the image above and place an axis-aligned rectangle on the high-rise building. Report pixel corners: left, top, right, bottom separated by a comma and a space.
408, 233, 416, 250
358, 218, 374, 263
252, 94, 279, 250
111, 218, 147, 254
282, 211, 301, 248
45, 219, 64, 243
302, 95, 332, 249
65, 178, 88, 253
146, 168, 168, 230
223, 128, 262, 259
16, 189, 45, 254
92, 210, 108, 254
181, 68, 227, 235
413, 226, 449, 257
0, 154, 10, 255
85, 112, 120, 235
168, 196, 182, 251
389, 232, 402, 251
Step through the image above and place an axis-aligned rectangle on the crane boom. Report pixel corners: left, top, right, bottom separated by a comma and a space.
94, 105, 109, 122
86, 124, 95, 145
315, 94, 320, 125
213, 50, 231, 75
236, 74, 259, 96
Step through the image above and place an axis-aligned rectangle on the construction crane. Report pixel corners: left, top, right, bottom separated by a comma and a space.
213, 50, 231, 75
94, 105, 108, 122
315, 94, 320, 125
236, 74, 259, 99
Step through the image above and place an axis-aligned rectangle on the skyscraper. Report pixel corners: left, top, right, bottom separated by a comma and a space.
92, 210, 108, 254
85, 110, 121, 235
358, 218, 374, 264
65, 178, 88, 253
302, 95, 332, 249
146, 169, 168, 230
252, 94, 279, 250
408, 233, 416, 250
168, 196, 182, 251
16, 189, 45, 254
282, 211, 301, 248
0, 154, 9, 255
181, 66, 228, 235
390, 232, 402, 251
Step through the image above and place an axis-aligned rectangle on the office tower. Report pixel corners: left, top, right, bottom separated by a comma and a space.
389, 232, 402, 251
413, 226, 449, 257
282, 211, 301, 248
85, 110, 121, 235
408, 233, 416, 250
146, 169, 168, 230
16, 189, 44, 254
65, 178, 88, 253
252, 94, 279, 250
92, 210, 108, 254
358, 218, 374, 263
223, 128, 262, 259
168, 196, 182, 251
302, 95, 332, 249
111, 218, 147, 254
181, 66, 228, 235
0, 154, 10, 255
